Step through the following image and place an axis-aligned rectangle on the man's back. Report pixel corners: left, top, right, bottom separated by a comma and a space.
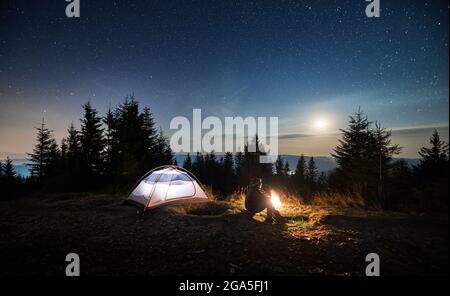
245, 185, 267, 214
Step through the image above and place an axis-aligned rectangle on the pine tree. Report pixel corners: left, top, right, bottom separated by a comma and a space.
307, 157, 317, 189
415, 130, 449, 186
221, 152, 235, 195
60, 138, 68, 160
417, 130, 449, 173
60, 123, 83, 189
239, 135, 272, 187
294, 154, 307, 192
103, 108, 119, 174
27, 118, 59, 180
370, 122, 401, 207
142, 107, 158, 161
154, 128, 174, 166
67, 122, 81, 158
2, 157, 18, 196
331, 108, 371, 187
111, 97, 163, 181
317, 172, 327, 189
412, 130, 450, 210
283, 160, 290, 176
4, 157, 16, 181
183, 153, 193, 172
331, 109, 401, 207
275, 155, 285, 176
80, 102, 105, 178
46, 138, 60, 177
234, 151, 245, 188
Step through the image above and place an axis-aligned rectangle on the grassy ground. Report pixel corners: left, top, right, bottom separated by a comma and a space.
0, 192, 448, 276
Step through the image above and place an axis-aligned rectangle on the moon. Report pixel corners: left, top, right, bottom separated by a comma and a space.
314, 118, 329, 130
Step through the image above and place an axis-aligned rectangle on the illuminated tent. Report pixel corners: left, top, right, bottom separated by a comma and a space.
126, 165, 209, 211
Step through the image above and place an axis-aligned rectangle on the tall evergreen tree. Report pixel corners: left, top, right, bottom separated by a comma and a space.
331, 109, 400, 206
59, 123, 83, 189
370, 122, 401, 207
307, 157, 318, 189
283, 160, 290, 176
154, 128, 174, 166
317, 172, 327, 189
416, 130, 449, 176
2, 157, 19, 197
3, 157, 16, 181
234, 151, 245, 188
294, 154, 307, 193
67, 122, 81, 158
103, 108, 120, 176
275, 155, 285, 176
183, 153, 193, 172
238, 135, 272, 187
142, 107, 158, 162
221, 152, 235, 195
413, 130, 449, 210
114, 98, 145, 179
331, 108, 372, 195
80, 102, 105, 179
27, 118, 59, 180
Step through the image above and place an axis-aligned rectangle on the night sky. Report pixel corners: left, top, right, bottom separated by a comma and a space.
0, 0, 448, 157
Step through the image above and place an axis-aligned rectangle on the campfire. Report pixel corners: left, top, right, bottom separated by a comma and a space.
270, 190, 282, 209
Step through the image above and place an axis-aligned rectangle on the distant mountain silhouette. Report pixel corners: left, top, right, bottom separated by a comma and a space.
0, 152, 27, 160
173, 153, 421, 173
7, 153, 420, 178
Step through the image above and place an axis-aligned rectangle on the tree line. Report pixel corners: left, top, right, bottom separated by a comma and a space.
14, 96, 173, 192
1, 101, 448, 211
182, 109, 448, 211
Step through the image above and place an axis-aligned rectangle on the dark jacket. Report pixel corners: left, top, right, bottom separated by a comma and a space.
245, 186, 269, 214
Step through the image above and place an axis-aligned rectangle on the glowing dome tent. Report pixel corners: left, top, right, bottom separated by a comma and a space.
126, 165, 209, 210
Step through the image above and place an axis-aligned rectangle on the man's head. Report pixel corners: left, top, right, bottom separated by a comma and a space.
250, 178, 262, 190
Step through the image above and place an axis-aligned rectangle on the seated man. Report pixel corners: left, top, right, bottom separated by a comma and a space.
245, 178, 281, 223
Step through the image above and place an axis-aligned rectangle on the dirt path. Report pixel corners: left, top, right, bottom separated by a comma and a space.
0, 193, 448, 275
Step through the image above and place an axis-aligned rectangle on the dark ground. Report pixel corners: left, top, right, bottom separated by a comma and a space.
0, 193, 448, 276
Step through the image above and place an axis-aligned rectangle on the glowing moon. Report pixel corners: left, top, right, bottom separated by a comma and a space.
314, 118, 329, 130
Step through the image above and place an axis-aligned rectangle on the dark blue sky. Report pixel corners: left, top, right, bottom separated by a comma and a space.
0, 0, 448, 156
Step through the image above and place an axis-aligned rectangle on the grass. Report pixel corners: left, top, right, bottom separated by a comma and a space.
0, 191, 447, 275
286, 217, 314, 230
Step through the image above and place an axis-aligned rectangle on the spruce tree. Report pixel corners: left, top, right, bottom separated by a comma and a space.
331, 109, 401, 207
4, 157, 16, 181
331, 108, 371, 186
221, 152, 235, 194
80, 102, 105, 178
283, 160, 290, 176
275, 155, 285, 176
183, 153, 193, 172
307, 157, 317, 189
27, 118, 59, 180
415, 130, 450, 210
294, 154, 307, 192
67, 122, 81, 159
417, 130, 449, 174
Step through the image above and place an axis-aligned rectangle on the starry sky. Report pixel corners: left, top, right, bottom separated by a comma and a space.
0, 0, 448, 157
